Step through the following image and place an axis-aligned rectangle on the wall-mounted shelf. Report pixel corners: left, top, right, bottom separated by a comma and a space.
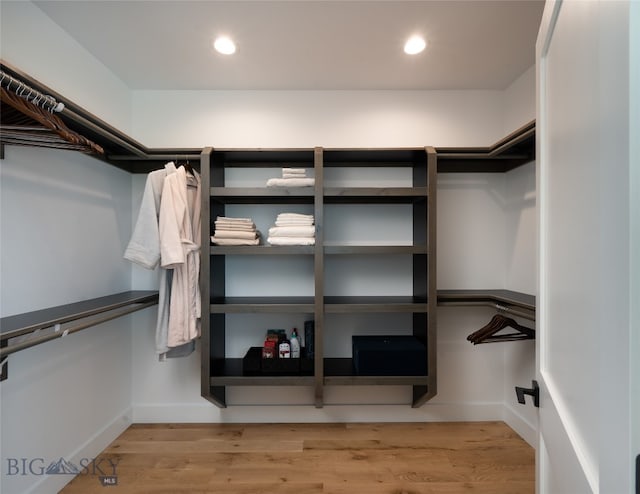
436, 120, 535, 173
1, 61, 535, 175
437, 289, 535, 321
0, 291, 159, 378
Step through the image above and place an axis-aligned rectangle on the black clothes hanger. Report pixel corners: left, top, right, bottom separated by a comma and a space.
175, 156, 194, 176
467, 313, 535, 345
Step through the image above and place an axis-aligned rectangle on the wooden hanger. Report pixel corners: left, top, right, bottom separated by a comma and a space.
467, 313, 534, 345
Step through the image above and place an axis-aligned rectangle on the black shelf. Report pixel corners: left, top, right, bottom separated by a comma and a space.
210, 358, 314, 386
324, 187, 428, 204
210, 245, 315, 255
0, 290, 159, 341
210, 187, 314, 204
323, 358, 429, 386
436, 120, 535, 173
210, 297, 315, 314
437, 289, 535, 312
324, 245, 428, 255
324, 296, 429, 313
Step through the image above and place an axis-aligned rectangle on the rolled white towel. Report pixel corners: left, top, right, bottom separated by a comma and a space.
268, 226, 315, 238
268, 236, 316, 246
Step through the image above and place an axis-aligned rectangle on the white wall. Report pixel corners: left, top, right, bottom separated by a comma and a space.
0, 1, 132, 134
0, 147, 134, 494
503, 65, 536, 135
131, 89, 503, 148
501, 66, 538, 445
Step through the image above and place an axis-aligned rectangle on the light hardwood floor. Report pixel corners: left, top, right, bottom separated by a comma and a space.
60, 421, 534, 494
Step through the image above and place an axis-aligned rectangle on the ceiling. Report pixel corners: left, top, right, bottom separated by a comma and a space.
33, 0, 544, 91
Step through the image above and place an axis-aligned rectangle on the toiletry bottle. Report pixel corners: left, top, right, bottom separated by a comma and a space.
290, 328, 301, 358
278, 335, 291, 359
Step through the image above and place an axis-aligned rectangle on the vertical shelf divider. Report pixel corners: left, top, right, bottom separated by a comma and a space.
314, 147, 324, 408
413, 146, 437, 407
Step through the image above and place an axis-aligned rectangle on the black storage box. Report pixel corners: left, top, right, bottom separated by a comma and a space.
352, 335, 426, 376
242, 347, 263, 375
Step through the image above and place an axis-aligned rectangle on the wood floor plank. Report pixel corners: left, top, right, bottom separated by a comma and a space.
59, 421, 534, 494
106, 439, 303, 454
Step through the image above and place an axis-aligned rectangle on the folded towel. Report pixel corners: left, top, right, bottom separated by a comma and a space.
268, 226, 315, 238
216, 216, 254, 223
283, 173, 308, 179
267, 236, 316, 246
275, 220, 314, 227
213, 230, 259, 240
266, 178, 315, 187
277, 213, 314, 220
211, 236, 260, 246
214, 224, 256, 232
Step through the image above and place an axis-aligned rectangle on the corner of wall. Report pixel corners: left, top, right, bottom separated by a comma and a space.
502, 64, 536, 136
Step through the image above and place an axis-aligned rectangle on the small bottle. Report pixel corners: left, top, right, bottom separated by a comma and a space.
278, 336, 291, 359
290, 328, 301, 358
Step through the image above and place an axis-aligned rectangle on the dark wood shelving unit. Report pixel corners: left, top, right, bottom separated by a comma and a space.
200, 146, 437, 408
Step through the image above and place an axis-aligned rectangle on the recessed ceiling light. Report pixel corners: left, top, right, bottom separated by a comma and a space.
404, 35, 426, 55
214, 36, 236, 55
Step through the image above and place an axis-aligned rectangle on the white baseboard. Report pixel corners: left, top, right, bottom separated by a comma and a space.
503, 402, 537, 447
132, 401, 507, 424
28, 407, 132, 494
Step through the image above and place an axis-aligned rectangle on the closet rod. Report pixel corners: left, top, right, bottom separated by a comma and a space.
108, 154, 202, 162
437, 300, 535, 321
0, 69, 64, 113
0, 300, 156, 358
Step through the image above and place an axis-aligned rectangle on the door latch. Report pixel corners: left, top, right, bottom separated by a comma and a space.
515, 380, 539, 407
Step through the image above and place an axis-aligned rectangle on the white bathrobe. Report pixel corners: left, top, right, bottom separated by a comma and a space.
159, 167, 201, 347
124, 162, 178, 356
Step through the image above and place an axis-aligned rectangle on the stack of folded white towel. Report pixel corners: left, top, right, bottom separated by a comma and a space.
266, 168, 315, 188
211, 216, 260, 246
267, 213, 315, 246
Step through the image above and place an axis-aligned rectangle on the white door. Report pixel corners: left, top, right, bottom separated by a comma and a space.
537, 1, 635, 493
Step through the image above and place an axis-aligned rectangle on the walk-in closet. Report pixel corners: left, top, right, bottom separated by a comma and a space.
1, 2, 637, 493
